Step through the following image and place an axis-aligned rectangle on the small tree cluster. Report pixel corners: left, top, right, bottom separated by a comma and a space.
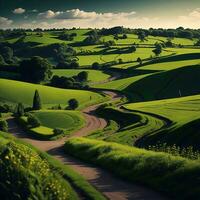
27, 114, 41, 128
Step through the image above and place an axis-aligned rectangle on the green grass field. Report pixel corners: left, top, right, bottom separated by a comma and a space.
65, 137, 200, 199
29, 110, 85, 136
124, 94, 200, 148
52, 69, 111, 83
0, 79, 106, 109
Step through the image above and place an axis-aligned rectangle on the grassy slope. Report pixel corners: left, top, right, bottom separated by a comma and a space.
0, 79, 106, 109
30, 110, 85, 136
89, 107, 165, 145
65, 137, 200, 200
52, 69, 111, 82
124, 94, 200, 148
0, 131, 106, 200
0, 132, 78, 200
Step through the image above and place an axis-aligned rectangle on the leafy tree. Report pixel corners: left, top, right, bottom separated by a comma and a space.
153, 43, 163, 56
77, 71, 88, 82
19, 56, 52, 83
137, 57, 142, 65
92, 62, 100, 69
27, 115, 40, 128
0, 120, 8, 132
68, 99, 79, 110
138, 31, 146, 42
15, 103, 24, 117
33, 90, 42, 110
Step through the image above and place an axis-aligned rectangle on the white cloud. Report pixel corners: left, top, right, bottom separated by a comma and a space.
0, 17, 13, 27
13, 8, 26, 14
177, 8, 200, 28
38, 8, 136, 20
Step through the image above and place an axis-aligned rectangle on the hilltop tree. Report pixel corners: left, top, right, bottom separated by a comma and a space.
137, 31, 146, 42
68, 99, 79, 110
33, 90, 42, 110
0, 46, 13, 63
153, 43, 163, 56
19, 56, 52, 83
77, 71, 88, 82
137, 57, 142, 65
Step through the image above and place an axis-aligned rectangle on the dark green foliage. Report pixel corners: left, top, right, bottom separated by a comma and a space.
27, 114, 41, 128
53, 128, 65, 135
103, 40, 115, 48
77, 71, 88, 82
58, 32, 77, 41
0, 46, 13, 63
137, 31, 146, 42
54, 44, 76, 62
19, 56, 52, 83
0, 54, 5, 65
153, 43, 162, 56
0, 104, 11, 113
15, 103, 25, 117
0, 120, 8, 132
32, 90, 42, 110
137, 57, 142, 65
92, 62, 100, 69
68, 99, 79, 110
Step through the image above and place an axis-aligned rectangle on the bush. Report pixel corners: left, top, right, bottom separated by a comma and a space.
53, 128, 65, 135
27, 114, 40, 128
92, 62, 100, 69
0, 104, 11, 113
68, 99, 79, 110
0, 140, 77, 200
0, 120, 8, 132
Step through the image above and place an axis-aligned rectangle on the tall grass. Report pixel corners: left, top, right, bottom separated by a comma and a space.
65, 137, 200, 199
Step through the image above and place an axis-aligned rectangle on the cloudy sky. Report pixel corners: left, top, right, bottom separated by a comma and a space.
1, 0, 200, 29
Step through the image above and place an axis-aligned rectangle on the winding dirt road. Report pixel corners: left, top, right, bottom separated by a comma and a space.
7, 91, 168, 200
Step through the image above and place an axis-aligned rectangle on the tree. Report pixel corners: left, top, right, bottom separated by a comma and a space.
68, 99, 79, 110
138, 31, 146, 42
0, 120, 8, 132
33, 90, 42, 110
77, 71, 88, 82
137, 57, 142, 65
19, 56, 52, 83
153, 43, 162, 56
92, 62, 100, 69
15, 103, 24, 117
27, 114, 40, 128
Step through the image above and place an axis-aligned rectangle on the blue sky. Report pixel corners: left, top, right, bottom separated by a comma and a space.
1, 0, 200, 29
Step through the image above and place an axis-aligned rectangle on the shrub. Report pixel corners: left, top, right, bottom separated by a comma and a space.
68, 99, 79, 110
0, 120, 8, 132
53, 128, 65, 135
14, 102, 24, 117
27, 114, 40, 128
92, 62, 100, 69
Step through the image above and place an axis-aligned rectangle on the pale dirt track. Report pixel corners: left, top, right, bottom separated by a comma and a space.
7, 91, 168, 200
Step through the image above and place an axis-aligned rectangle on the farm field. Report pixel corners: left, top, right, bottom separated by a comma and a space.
28, 110, 85, 136
53, 69, 111, 83
0, 78, 106, 108
1, 23, 200, 200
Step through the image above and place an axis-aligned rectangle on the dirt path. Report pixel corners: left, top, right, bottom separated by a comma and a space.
7, 91, 168, 200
